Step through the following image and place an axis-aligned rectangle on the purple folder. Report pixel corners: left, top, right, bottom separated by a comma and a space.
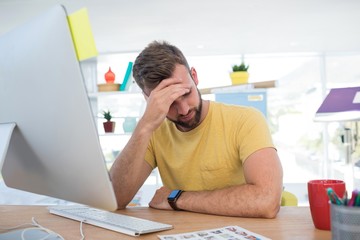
315, 86, 360, 122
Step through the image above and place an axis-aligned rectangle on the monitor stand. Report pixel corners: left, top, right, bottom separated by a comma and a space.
0, 123, 16, 170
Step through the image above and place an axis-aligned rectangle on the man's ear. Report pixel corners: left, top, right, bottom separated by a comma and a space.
190, 67, 199, 86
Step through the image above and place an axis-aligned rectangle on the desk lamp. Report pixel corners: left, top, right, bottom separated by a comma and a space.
314, 86, 360, 190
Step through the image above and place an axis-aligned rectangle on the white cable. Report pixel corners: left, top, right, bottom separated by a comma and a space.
79, 220, 85, 240
21, 227, 51, 240
0, 217, 65, 240
32, 217, 65, 240
0, 222, 34, 231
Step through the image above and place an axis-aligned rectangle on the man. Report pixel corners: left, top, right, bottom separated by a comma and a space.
110, 41, 283, 218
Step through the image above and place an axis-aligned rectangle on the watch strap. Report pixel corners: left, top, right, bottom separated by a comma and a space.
168, 190, 184, 210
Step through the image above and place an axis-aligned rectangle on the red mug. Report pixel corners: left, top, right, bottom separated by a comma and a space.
307, 179, 346, 230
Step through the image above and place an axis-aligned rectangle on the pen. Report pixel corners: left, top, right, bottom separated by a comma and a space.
327, 188, 343, 205
342, 190, 348, 206
355, 192, 360, 207
348, 190, 358, 207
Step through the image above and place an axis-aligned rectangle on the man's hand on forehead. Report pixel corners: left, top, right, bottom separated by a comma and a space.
140, 76, 191, 131
162, 77, 188, 87
145, 77, 191, 97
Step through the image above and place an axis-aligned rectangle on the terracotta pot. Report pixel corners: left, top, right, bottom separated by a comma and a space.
103, 121, 115, 133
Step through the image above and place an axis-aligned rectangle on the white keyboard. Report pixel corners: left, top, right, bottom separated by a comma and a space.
48, 206, 173, 236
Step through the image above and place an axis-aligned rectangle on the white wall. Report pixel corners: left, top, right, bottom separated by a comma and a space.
1, 0, 360, 55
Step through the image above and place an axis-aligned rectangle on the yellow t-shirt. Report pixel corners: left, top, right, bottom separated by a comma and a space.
145, 101, 274, 191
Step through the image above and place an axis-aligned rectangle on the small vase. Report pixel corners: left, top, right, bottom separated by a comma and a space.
104, 67, 115, 83
123, 117, 137, 133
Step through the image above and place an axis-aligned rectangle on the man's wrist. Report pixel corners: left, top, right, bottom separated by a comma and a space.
167, 190, 184, 210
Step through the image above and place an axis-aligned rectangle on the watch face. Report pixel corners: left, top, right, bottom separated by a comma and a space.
168, 190, 181, 200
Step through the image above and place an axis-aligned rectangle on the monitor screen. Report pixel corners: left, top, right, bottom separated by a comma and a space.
0, 5, 117, 211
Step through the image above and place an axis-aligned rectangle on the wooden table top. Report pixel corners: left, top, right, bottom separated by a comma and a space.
0, 205, 331, 240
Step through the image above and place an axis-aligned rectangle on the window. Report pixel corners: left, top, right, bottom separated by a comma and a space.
188, 52, 360, 205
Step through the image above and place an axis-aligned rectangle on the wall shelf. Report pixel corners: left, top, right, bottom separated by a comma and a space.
199, 80, 276, 94
88, 90, 142, 98
98, 133, 132, 137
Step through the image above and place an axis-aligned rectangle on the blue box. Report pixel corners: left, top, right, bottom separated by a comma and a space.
215, 91, 267, 117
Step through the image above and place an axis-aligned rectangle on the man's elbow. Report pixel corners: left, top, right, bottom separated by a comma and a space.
113, 194, 132, 210
116, 204, 127, 210
260, 199, 281, 219
115, 198, 133, 210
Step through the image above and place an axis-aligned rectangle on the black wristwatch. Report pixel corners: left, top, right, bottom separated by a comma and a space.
167, 190, 184, 210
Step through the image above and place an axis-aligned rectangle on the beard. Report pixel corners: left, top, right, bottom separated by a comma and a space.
167, 89, 203, 130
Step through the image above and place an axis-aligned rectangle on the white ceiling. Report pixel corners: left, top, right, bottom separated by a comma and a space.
1, 0, 360, 56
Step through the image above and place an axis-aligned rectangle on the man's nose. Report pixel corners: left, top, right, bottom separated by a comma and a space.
174, 100, 189, 115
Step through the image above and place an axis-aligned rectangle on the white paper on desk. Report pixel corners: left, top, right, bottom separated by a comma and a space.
158, 225, 271, 240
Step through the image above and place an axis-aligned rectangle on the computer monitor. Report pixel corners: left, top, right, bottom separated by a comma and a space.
0, 5, 118, 211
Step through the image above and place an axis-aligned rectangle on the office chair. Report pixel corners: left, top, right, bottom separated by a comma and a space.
281, 190, 298, 206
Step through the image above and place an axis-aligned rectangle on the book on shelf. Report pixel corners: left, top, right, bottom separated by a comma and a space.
120, 61, 133, 91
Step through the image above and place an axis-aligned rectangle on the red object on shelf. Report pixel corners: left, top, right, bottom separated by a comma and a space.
103, 121, 115, 133
104, 67, 115, 83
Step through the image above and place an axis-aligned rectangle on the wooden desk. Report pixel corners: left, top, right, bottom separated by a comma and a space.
0, 206, 330, 240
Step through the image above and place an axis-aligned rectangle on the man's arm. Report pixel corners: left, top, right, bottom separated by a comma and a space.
109, 120, 154, 209
110, 78, 191, 209
149, 147, 283, 218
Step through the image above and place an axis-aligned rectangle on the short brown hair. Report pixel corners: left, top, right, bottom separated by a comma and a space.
132, 40, 190, 91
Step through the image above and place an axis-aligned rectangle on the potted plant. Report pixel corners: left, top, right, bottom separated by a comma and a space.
102, 110, 115, 133
230, 61, 250, 85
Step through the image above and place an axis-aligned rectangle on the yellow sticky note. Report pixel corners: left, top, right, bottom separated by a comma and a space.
67, 8, 98, 61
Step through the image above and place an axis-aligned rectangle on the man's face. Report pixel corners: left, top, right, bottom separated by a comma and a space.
165, 65, 202, 131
